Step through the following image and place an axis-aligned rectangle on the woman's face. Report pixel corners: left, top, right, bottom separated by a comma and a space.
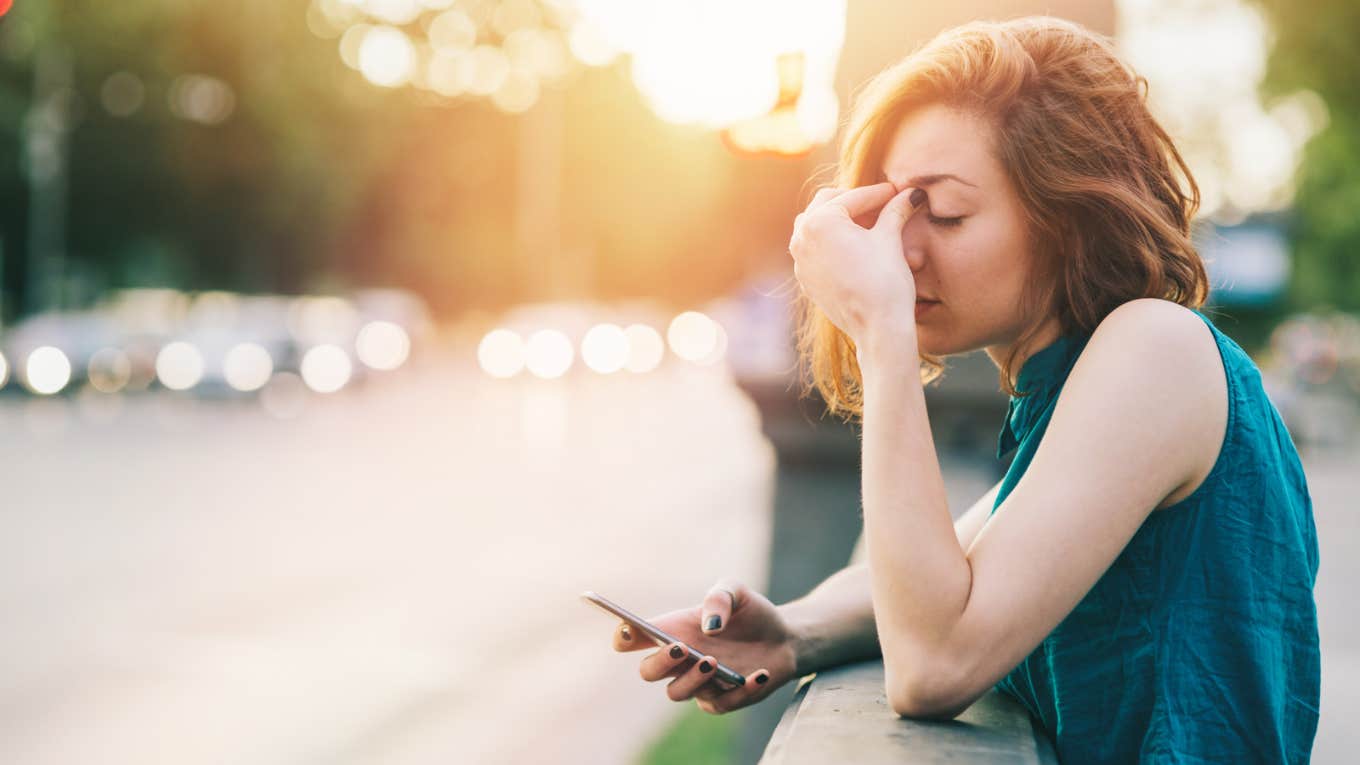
875, 103, 1055, 362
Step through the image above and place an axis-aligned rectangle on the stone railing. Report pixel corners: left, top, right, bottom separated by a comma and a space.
759, 660, 1058, 764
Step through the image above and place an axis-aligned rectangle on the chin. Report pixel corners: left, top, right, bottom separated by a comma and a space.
915, 330, 967, 359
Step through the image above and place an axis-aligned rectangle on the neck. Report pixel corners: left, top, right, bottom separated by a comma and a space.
983, 316, 1063, 384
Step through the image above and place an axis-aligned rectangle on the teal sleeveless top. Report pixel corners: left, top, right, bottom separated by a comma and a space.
991, 308, 1320, 763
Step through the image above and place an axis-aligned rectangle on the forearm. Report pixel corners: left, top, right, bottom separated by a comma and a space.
858, 331, 971, 659
778, 507, 984, 678
778, 563, 880, 676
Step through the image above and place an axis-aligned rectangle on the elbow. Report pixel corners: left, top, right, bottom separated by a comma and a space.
888, 682, 966, 721
885, 657, 974, 721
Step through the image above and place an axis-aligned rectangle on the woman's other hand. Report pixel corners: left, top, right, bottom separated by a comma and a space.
610, 581, 800, 714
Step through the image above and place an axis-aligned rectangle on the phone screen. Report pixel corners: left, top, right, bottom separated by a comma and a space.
581, 590, 745, 688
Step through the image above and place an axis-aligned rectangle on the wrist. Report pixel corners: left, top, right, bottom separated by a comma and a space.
778, 600, 824, 677
855, 325, 918, 374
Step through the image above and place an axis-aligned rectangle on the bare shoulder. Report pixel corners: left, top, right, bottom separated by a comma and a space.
1077, 298, 1228, 507
1086, 298, 1224, 386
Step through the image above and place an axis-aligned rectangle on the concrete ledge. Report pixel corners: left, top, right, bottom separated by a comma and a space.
759, 660, 1058, 765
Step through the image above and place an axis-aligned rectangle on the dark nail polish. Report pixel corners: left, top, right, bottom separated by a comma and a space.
699, 660, 713, 673
756, 672, 769, 684
909, 188, 927, 207
704, 615, 722, 631
670, 645, 684, 659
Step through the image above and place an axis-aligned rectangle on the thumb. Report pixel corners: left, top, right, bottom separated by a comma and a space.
874, 186, 927, 234
701, 581, 743, 635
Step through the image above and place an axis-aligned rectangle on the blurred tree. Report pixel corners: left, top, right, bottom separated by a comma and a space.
1254, 0, 1360, 315
0, 0, 811, 322
0, 0, 417, 316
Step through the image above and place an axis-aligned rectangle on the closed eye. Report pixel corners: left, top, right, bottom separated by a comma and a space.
927, 214, 963, 227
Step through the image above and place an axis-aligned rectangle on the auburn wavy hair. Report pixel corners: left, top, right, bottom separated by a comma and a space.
795, 16, 1210, 420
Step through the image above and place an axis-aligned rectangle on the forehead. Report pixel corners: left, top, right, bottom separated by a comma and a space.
878, 104, 999, 188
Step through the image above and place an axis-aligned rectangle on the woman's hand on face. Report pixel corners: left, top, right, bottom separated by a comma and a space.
609, 581, 799, 715
788, 182, 926, 346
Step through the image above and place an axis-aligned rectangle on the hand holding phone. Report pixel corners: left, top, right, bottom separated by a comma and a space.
582, 590, 747, 687
582, 582, 801, 715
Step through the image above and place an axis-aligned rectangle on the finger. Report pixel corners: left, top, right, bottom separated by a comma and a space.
639, 642, 695, 682
612, 621, 640, 652
822, 182, 897, 220
665, 654, 721, 702
613, 607, 697, 653
873, 186, 927, 233
694, 668, 774, 714
805, 186, 843, 212
700, 580, 744, 635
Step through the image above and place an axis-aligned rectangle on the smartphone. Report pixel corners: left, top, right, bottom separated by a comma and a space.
581, 590, 745, 688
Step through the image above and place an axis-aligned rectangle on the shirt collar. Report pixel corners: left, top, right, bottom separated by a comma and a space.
995, 333, 1088, 459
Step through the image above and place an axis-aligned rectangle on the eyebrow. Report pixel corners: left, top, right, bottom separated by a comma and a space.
877, 171, 977, 189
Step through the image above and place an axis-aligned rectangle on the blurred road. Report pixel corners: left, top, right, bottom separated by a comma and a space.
0, 358, 1353, 763
0, 358, 776, 764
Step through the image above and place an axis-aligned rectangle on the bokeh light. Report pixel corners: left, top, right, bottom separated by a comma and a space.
570, 0, 845, 151
288, 296, 361, 345
580, 323, 629, 374
168, 75, 235, 125
478, 329, 526, 378
87, 348, 133, 394
223, 343, 275, 392
697, 320, 729, 366
23, 346, 72, 396
355, 320, 411, 371
623, 324, 665, 373
666, 311, 719, 363
156, 342, 206, 391
101, 71, 145, 117
300, 344, 353, 393
359, 25, 417, 87
524, 329, 573, 379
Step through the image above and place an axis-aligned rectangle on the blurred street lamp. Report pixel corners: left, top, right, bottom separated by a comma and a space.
156, 341, 206, 391
478, 328, 527, 378
23, 345, 71, 395
300, 344, 354, 393
223, 342, 275, 392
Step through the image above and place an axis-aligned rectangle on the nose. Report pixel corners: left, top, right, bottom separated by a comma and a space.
901, 216, 929, 273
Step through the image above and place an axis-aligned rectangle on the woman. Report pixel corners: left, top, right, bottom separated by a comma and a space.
610, 16, 1320, 763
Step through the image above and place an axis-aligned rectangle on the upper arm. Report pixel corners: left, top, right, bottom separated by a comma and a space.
954, 480, 1001, 552
934, 299, 1226, 711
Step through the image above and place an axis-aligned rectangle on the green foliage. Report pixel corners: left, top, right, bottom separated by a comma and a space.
1254, 0, 1360, 314
638, 705, 738, 765
0, 0, 411, 311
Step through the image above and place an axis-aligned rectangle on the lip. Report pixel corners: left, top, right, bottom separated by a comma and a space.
915, 300, 939, 318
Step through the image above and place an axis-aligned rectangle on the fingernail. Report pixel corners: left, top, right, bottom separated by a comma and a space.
669, 645, 684, 660
909, 188, 927, 207
704, 615, 722, 632
699, 660, 713, 673
620, 625, 632, 641
756, 672, 770, 685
